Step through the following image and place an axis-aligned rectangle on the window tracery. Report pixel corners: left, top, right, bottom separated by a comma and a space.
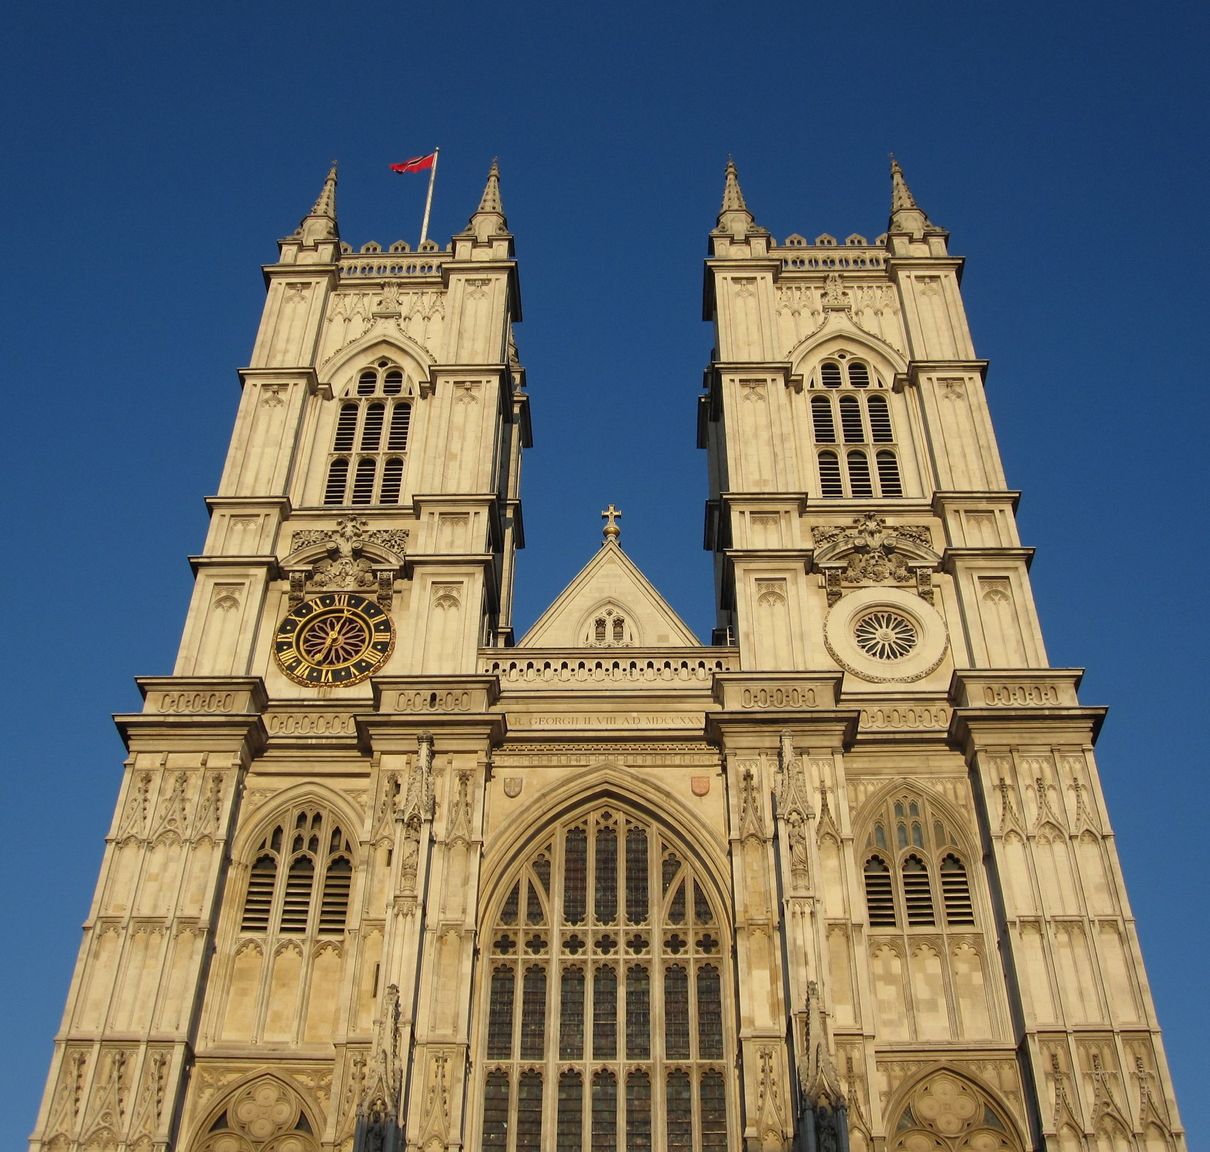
478, 806, 732, 1152
886, 1070, 1022, 1151
323, 360, 412, 506
583, 606, 635, 647
809, 353, 903, 498
221, 805, 355, 1045
192, 1076, 319, 1152
862, 794, 974, 931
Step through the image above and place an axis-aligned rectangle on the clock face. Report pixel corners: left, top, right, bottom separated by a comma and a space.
273, 592, 395, 686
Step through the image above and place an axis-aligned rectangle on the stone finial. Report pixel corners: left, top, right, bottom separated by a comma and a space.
291, 161, 340, 245
478, 157, 503, 214
465, 157, 509, 241
601, 503, 622, 542
721, 156, 748, 213
714, 156, 762, 240
887, 153, 936, 236
312, 162, 338, 218
889, 154, 917, 211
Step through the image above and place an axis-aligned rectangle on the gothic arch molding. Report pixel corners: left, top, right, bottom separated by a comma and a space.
480, 765, 731, 916
852, 780, 977, 859
227, 782, 362, 865
186, 1072, 323, 1152
575, 597, 641, 647
788, 317, 908, 383
881, 1064, 1025, 1151
472, 772, 740, 1152
319, 334, 433, 397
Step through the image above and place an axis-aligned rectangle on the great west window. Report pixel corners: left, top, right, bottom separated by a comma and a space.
479, 806, 732, 1152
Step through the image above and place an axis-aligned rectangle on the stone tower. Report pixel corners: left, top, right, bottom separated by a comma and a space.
30, 159, 1184, 1152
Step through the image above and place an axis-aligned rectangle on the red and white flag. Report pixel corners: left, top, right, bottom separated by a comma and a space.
390, 153, 436, 174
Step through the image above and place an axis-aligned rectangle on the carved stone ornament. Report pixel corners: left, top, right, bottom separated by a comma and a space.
691, 775, 711, 797
812, 513, 937, 606
503, 777, 523, 798
889, 1071, 1019, 1151
288, 517, 408, 608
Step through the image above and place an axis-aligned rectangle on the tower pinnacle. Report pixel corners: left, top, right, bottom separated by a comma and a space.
887, 153, 936, 237
466, 157, 509, 241
714, 156, 759, 239
292, 162, 340, 246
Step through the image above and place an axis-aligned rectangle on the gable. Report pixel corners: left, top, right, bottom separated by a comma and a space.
518, 542, 701, 648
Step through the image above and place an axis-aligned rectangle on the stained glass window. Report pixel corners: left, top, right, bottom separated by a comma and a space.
480, 807, 732, 1151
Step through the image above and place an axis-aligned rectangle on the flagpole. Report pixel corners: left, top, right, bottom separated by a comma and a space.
419, 147, 439, 247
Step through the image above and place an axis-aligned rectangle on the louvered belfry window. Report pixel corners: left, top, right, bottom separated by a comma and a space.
322, 362, 412, 506
810, 355, 904, 498
239, 808, 354, 936
861, 795, 976, 932
480, 807, 732, 1152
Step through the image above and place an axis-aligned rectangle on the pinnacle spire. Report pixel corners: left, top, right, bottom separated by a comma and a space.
291, 162, 340, 246
310, 161, 338, 219
889, 154, 917, 212
714, 156, 760, 239
721, 156, 748, 213
887, 153, 937, 237
465, 157, 509, 241
478, 157, 503, 214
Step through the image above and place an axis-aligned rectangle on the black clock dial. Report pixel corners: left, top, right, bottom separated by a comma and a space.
274, 592, 394, 686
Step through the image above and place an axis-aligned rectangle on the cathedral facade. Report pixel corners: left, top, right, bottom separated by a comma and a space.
30, 160, 1185, 1152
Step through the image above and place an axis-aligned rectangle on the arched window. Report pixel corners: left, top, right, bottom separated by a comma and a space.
323, 361, 413, 506
224, 805, 356, 1046
861, 794, 976, 932
478, 806, 733, 1152
847, 450, 873, 497
239, 808, 354, 937
808, 354, 903, 497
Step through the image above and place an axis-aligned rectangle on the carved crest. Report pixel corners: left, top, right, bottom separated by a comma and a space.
812, 513, 937, 605
286, 516, 408, 608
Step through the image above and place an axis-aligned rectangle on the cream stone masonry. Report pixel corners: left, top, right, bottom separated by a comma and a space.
32, 158, 1183, 1152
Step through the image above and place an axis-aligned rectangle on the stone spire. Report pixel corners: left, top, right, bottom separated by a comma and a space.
467, 157, 509, 242
715, 156, 760, 239
296, 162, 340, 245
887, 154, 934, 236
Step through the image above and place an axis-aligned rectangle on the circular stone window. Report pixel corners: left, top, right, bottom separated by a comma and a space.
823, 587, 948, 683
853, 610, 918, 660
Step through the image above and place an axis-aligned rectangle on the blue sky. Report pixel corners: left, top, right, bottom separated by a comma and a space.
2, 1, 1207, 1145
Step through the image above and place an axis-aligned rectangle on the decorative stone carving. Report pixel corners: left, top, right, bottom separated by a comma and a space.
417, 1050, 452, 1149
81, 1048, 131, 1147
813, 513, 936, 605
754, 1045, 789, 1150
359, 985, 402, 1149
118, 773, 152, 841
150, 771, 191, 840
128, 1049, 168, 1143
446, 769, 474, 846
887, 1070, 1020, 1150
800, 981, 846, 1150
289, 518, 407, 605
822, 273, 849, 308
777, 732, 814, 890
737, 763, 766, 843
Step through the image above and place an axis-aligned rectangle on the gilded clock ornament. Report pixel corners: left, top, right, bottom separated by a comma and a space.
273, 592, 395, 686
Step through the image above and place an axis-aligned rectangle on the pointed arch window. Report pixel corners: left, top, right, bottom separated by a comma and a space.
226, 805, 357, 1046
861, 794, 977, 932
239, 807, 355, 938
323, 360, 413, 506
810, 354, 903, 497
478, 806, 734, 1152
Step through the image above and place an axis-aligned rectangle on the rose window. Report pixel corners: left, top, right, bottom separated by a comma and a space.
854, 611, 918, 660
